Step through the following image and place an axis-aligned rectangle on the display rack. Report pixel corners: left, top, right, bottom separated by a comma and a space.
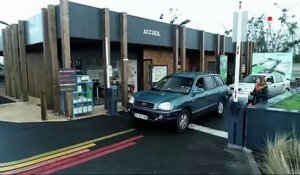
72, 75, 93, 118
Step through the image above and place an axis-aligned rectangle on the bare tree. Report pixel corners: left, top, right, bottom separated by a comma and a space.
159, 8, 180, 24
225, 3, 300, 54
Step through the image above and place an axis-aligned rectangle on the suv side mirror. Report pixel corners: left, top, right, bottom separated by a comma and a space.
193, 87, 204, 94
152, 82, 158, 87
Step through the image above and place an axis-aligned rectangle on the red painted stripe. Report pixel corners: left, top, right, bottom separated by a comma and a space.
4, 149, 89, 174
41, 142, 136, 175
21, 135, 143, 175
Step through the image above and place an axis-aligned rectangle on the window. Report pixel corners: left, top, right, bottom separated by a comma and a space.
274, 75, 283, 83
203, 76, 216, 90
241, 75, 265, 83
195, 78, 205, 89
213, 76, 225, 86
266, 76, 274, 83
154, 76, 194, 94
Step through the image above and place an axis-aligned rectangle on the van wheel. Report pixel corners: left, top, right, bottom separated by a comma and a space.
216, 100, 225, 117
176, 110, 190, 133
284, 89, 289, 93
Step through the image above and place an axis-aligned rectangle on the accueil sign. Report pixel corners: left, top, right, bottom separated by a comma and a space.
143, 29, 161, 37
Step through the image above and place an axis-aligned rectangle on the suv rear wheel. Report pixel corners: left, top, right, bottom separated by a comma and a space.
176, 110, 190, 133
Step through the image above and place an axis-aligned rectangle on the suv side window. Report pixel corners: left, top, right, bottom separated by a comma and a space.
195, 78, 205, 89
203, 76, 216, 90
274, 75, 283, 83
213, 75, 225, 86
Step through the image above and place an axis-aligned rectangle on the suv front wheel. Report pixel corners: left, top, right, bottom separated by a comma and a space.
216, 100, 225, 117
176, 110, 190, 133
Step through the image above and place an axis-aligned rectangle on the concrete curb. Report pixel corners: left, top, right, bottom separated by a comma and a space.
243, 148, 261, 175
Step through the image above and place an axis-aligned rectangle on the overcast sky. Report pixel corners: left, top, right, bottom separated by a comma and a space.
0, 0, 299, 65
0, 0, 300, 34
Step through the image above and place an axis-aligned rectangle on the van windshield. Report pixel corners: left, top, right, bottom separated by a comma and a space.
154, 76, 194, 94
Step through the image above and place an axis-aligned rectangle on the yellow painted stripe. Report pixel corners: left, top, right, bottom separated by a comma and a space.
0, 143, 95, 172
0, 128, 135, 167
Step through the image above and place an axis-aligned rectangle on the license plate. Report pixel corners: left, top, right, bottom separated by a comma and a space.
134, 113, 148, 120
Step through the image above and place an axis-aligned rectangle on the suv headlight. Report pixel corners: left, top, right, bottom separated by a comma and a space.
128, 96, 135, 104
158, 102, 172, 110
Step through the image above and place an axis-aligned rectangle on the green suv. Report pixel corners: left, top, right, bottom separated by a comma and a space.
127, 72, 229, 132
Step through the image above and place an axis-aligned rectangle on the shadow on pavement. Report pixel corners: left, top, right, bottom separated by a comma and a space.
0, 95, 15, 105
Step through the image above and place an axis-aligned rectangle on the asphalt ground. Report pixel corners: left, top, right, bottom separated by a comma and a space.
0, 114, 252, 174
192, 111, 228, 132
0, 95, 15, 105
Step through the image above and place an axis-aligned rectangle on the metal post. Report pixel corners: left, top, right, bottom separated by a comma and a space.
105, 36, 110, 89
120, 12, 128, 106
173, 25, 179, 72
179, 26, 186, 71
199, 31, 205, 72
233, 1, 243, 103
227, 1, 248, 149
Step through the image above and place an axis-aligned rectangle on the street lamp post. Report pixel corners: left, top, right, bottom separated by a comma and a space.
178, 19, 191, 27
0, 20, 11, 27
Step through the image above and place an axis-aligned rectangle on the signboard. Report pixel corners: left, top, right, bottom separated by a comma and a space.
59, 69, 77, 92
127, 15, 172, 47
108, 65, 113, 77
232, 11, 248, 42
143, 29, 161, 37
252, 53, 293, 79
152, 65, 168, 83
219, 55, 228, 82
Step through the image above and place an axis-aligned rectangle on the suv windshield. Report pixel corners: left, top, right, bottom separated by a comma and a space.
240, 75, 265, 83
154, 76, 194, 94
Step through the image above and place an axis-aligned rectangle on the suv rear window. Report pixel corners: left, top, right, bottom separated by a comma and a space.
213, 76, 225, 86
203, 76, 217, 90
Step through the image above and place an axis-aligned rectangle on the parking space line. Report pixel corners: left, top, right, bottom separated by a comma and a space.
188, 124, 228, 139
0, 143, 95, 172
0, 128, 135, 167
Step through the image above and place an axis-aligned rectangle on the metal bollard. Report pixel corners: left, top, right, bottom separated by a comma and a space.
106, 85, 118, 115
226, 95, 248, 149
110, 85, 118, 115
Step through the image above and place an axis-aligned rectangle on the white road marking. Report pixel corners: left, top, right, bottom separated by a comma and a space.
188, 124, 228, 139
